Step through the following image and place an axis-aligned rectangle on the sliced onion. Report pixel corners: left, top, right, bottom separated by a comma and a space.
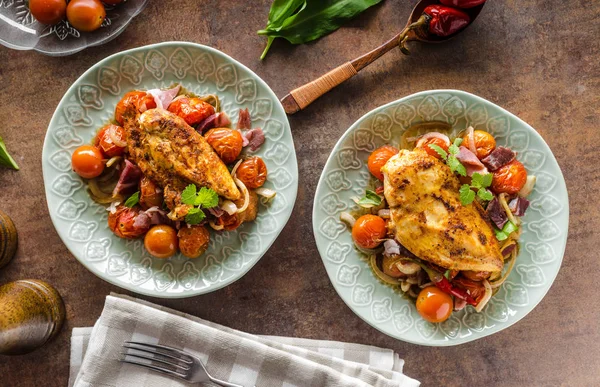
106, 156, 122, 168
220, 200, 237, 216
107, 201, 121, 214
88, 179, 112, 199
416, 132, 451, 148
490, 249, 518, 288
234, 177, 250, 214
230, 159, 243, 177
356, 244, 383, 256
369, 255, 401, 286
419, 281, 434, 289
519, 175, 536, 197
466, 126, 477, 155
378, 209, 390, 218
340, 212, 356, 227
475, 279, 493, 312
454, 298, 467, 311
395, 260, 421, 275
383, 239, 400, 256
208, 220, 224, 230
109, 126, 127, 147
499, 193, 518, 225
255, 187, 276, 201
400, 281, 411, 292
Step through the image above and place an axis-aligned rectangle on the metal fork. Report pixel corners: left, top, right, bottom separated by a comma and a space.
120, 341, 244, 387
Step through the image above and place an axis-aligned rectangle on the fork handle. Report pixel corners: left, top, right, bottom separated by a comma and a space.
208, 376, 244, 387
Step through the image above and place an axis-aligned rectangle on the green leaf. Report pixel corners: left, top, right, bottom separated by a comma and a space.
481, 172, 493, 188
259, 0, 307, 59
357, 189, 382, 207
185, 207, 206, 225
477, 188, 494, 201
495, 221, 518, 241
0, 136, 19, 170
471, 172, 484, 188
194, 187, 219, 208
459, 184, 475, 205
124, 191, 140, 208
448, 156, 467, 177
258, 0, 383, 58
453, 138, 463, 147
428, 144, 448, 160
448, 138, 463, 156
444, 270, 451, 280
181, 184, 197, 206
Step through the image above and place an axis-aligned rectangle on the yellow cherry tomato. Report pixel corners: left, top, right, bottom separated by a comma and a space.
71, 145, 104, 179
416, 286, 453, 323
144, 225, 178, 259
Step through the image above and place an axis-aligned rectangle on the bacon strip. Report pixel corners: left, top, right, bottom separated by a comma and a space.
482, 146, 515, 171
456, 146, 488, 176
112, 159, 142, 197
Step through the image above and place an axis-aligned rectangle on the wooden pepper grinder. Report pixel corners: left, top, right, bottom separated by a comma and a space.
0, 280, 65, 355
0, 210, 18, 269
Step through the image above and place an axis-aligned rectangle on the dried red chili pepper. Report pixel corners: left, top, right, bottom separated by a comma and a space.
423, 5, 471, 37
440, 0, 486, 9
435, 277, 478, 306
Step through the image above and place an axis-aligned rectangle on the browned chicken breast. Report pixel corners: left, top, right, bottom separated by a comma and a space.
382, 149, 503, 273
123, 108, 240, 220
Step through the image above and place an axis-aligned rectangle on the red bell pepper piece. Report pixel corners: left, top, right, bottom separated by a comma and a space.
423, 5, 471, 37
435, 277, 478, 306
440, 0, 486, 9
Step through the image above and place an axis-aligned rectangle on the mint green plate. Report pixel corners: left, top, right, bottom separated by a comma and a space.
42, 42, 298, 298
312, 90, 568, 346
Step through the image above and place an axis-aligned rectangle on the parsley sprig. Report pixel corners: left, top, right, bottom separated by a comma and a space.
459, 172, 494, 205
181, 185, 219, 225
429, 138, 467, 177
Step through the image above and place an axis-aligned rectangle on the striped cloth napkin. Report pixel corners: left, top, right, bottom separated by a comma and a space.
69, 294, 420, 387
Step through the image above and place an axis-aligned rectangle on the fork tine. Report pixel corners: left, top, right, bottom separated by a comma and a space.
120, 352, 191, 371
123, 342, 193, 364
123, 341, 192, 363
120, 358, 187, 379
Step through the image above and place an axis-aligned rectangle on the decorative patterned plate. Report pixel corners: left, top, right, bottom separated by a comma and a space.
42, 42, 298, 298
312, 90, 568, 346
0, 0, 147, 56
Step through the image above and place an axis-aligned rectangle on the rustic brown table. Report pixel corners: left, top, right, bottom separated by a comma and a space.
1, 1, 598, 385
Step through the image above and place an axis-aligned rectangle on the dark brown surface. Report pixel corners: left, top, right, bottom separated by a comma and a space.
0, 0, 598, 385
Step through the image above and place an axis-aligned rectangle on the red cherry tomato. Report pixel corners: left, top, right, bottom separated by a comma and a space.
236, 157, 267, 189
416, 137, 449, 159
368, 145, 399, 181
352, 215, 387, 249
114, 91, 156, 125
66, 0, 106, 32
108, 206, 149, 239
216, 212, 242, 231
178, 225, 210, 258
204, 128, 243, 164
416, 286, 453, 323
71, 145, 104, 178
167, 97, 215, 126
144, 225, 178, 258
94, 124, 126, 157
491, 159, 527, 194
463, 130, 496, 159
29, 0, 67, 24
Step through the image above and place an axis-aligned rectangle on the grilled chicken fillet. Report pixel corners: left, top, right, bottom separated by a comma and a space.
382, 149, 503, 273
123, 107, 240, 219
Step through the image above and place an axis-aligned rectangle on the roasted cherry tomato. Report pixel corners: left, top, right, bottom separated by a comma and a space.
114, 91, 156, 125
167, 97, 215, 126
368, 145, 399, 181
416, 137, 449, 160
236, 157, 267, 189
94, 124, 126, 157
108, 206, 149, 239
382, 255, 404, 278
216, 212, 242, 231
139, 177, 163, 209
235, 189, 259, 223
71, 145, 104, 178
144, 225, 178, 258
29, 0, 67, 24
178, 225, 210, 258
416, 286, 453, 323
66, 0, 106, 32
463, 130, 496, 159
204, 128, 243, 164
491, 159, 527, 194
452, 277, 486, 304
352, 215, 387, 249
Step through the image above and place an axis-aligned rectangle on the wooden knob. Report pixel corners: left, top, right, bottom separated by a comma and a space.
0, 210, 18, 270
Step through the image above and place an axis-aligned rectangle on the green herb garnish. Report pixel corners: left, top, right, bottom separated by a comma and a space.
181, 185, 219, 225
459, 172, 494, 205
444, 269, 451, 280
124, 191, 140, 208
495, 221, 518, 241
357, 189, 382, 207
429, 138, 466, 177
0, 136, 19, 170
258, 0, 384, 60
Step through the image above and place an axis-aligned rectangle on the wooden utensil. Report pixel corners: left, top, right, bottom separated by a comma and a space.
280, 0, 485, 114
0, 210, 18, 270
0, 280, 65, 355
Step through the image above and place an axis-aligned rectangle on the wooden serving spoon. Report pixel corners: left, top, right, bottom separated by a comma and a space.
280, 0, 485, 115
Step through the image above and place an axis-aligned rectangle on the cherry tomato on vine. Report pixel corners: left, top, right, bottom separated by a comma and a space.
463, 130, 496, 159
236, 157, 267, 189
416, 286, 453, 323
71, 145, 104, 179
66, 0, 106, 32
351, 214, 387, 249
29, 0, 67, 25
491, 159, 527, 194
167, 97, 215, 126
368, 145, 399, 181
204, 128, 243, 164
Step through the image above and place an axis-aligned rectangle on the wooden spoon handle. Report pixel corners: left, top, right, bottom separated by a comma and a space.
280, 33, 402, 115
